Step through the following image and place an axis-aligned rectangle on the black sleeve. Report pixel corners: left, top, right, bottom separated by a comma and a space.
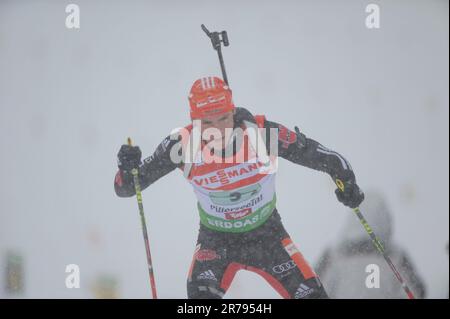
263, 119, 357, 183
114, 135, 182, 197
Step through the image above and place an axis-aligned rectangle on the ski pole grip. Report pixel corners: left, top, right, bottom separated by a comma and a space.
127, 137, 139, 176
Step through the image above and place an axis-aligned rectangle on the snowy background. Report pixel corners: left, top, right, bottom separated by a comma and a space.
0, 0, 448, 298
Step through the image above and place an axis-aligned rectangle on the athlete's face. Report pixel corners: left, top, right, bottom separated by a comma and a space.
199, 110, 235, 150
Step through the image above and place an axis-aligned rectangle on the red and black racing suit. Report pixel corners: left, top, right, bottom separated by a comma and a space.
114, 107, 358, 299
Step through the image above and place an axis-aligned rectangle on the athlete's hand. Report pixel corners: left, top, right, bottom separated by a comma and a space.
335, 180, 364, 209
117, 144, 142, 171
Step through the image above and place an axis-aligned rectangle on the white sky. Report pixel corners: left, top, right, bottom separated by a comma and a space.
0, 0, 448, 298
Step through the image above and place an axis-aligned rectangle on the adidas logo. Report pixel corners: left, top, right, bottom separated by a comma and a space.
294, 283, 314, 299
197, 270, 217, 281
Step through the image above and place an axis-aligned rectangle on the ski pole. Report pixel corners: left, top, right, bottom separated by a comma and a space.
335, 179, 416, 299
127, 137, 158, 299
201, 24, 230, 85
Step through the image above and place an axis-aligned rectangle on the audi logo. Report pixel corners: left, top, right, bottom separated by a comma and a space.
272, 260, 296, 274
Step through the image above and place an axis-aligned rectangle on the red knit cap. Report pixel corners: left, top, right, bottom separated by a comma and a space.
188, 76, 235, 119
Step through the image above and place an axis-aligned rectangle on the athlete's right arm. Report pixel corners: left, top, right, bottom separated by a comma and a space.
114, 136, 181, 197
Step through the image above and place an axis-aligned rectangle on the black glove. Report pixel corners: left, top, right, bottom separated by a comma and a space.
335, 180, 364, 208
117, 144, 142, 171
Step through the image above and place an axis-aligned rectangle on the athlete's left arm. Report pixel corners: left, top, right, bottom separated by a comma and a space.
263, 118, 364, 208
